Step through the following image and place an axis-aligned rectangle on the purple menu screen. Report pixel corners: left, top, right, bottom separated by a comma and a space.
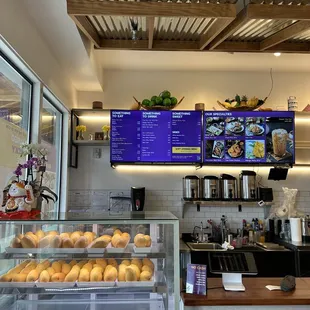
111, 110, 202, 163
204, 111, 295, 164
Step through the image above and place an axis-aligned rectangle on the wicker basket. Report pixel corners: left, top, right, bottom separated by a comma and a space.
217, 97, 267, 111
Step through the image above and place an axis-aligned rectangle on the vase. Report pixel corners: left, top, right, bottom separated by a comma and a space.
77, 131, 84, 140
104, 131, 109, 140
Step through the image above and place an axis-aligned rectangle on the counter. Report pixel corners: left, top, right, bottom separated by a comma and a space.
181, 278, 310, 309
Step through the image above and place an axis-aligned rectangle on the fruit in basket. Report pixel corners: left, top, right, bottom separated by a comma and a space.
50, 235, 62, 248
155, 96, 163, 105
142, 99, 151, 107
104, 266, 117, 282
151, 96, 157, 102
74, 236, 87, 248
52, 262, 62, 273
11, 237, 22, 248
62, 238, 74, 248
171, 97, 178, 105
90, 267, 103, 282
161, 90, 171, 99
26, 270, 39, 282
39, 270, 50, 283
51, 273, 66, 282
140, 270, 152, 281
21, 235, 37, 248
219, 94, 266, 111
125, 267, 138, 282
12, 273, 27, 282
78, 268, 90, 282
143, 258, 154, 271
163, 98, 171, 106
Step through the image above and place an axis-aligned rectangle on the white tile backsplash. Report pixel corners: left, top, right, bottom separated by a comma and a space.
68, 189, 310, 234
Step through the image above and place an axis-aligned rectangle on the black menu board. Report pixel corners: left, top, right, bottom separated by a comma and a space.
110, 110, 202, 163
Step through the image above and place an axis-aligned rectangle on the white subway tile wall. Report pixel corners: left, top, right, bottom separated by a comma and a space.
68, 190, 310, 234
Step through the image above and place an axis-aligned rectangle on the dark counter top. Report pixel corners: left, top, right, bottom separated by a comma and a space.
182, 278, 310, 306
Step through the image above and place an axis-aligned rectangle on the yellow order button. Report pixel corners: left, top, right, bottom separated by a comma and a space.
172, 147, 201, 154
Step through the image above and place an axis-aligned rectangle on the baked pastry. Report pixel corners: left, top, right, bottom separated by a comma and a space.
51, 273, 66, 282
74, 236, 87, 248
103, 266, 117, 282
21, 235, 37, 248
125, 267, 137, 282
39, 270, 50, 282
140, 270, 152, 281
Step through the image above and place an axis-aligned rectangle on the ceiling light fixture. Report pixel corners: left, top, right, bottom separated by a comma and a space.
274, 52, 281, 57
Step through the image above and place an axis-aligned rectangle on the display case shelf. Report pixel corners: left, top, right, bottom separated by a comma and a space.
182, 200, 274, 206
73, 140, 110, 146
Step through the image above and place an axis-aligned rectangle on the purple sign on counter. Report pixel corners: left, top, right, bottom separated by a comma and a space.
186, 264, 207, 295
110, 110, 202, 163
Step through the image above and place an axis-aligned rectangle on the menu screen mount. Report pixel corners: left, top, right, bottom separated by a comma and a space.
110, 110, 202, 164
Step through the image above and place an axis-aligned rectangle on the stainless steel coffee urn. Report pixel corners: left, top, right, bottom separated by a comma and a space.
301, 216, 310, 242
239, 170, 257, 200
202, 176, 220, 200
220, 174, 238, 200
183, 175, 200, 201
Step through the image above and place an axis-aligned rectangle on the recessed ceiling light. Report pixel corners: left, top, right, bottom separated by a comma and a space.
274, 52, 281, 57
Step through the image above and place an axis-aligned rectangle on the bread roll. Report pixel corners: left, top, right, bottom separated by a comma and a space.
47, 231, 58, 236
113, 229, 122, 236
52, 262, 62, 273
89, 239, 110, 248
82, 263, 93, 273
58, 260, 66, 265
46, 267, 56, 277
70, 232, 82, 243
61, 264, 72, 275
26, 270, 39, 282
108, 259, 118, 269
122, 232, 130, 242
64, 267, 80, 282
90, 267, 103, 282
21, 235, 37, 248
134, 234, 147, 248
21, 263, 37, 274
50, 235, 62, 248
12, 273, 27, 282
69, 260, 77, 267
118, 264, 127, 282
8, 260, 30, 274
103, 266, 117, 282
142, 265, 153, 275
59, 233, 70, 239
121, 260, 131, 266
130, 264, 141, 280
83, 232, 94, 244
0, 273, 14, 282
51, 273, 65, 282
35, 263, 46, 274
142, 258, 154, 270
11, 237, 22, 248
62, 238, 74, 248
88, 259, 96, 265
140, 270, 152, 281
111, 234, 121, 247
35, 230, 45, 240
98, 235, 112, 243
17, 234, 24, 240
112, 235, 128, 248
131, 259, 142, 270
144, 235, 151, 247
92, 264, 104, 271
42, 260, 50, 269
39, 270, 50, 282
78, 268, 90, 282
38, 235, 53, 248
95, 259, 107, 270
125, 267, 137, 282
74, 236, 87, 248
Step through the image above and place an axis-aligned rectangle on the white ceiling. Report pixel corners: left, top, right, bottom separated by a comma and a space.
96, 50, 310, 72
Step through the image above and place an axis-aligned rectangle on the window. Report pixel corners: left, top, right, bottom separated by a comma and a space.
40, 96, 63, 218
0, 54, 32, 202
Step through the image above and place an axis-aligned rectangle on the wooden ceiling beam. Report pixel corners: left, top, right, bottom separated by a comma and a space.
260, 21, 310, 50
147, 17, 155, 50
67, 0, 236, 18
70, 15, 100, 48
199, 19, 234, 50
247, 4, 310, 20
207, 6, 249, 50
99, 40, 199, 51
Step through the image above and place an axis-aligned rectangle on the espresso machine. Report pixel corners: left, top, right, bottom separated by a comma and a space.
131, 187, 145, 211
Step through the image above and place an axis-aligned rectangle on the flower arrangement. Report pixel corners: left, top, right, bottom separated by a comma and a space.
76, 125, 86, 132
102, 125, 110, 132
2, 143, 58, 214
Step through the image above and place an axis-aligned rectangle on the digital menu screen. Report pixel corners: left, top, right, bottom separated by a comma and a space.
111, 110, 202, 163
204, 111, 295, 164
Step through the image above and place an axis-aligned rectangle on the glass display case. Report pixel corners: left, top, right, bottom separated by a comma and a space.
0, 211, 179, 310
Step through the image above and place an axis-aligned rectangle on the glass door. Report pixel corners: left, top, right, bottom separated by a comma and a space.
40, 96, 63, 218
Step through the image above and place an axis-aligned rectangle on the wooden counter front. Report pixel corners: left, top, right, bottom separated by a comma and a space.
182, 278, 310, 306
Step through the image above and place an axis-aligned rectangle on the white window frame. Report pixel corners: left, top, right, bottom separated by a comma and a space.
0, 35, 69, 216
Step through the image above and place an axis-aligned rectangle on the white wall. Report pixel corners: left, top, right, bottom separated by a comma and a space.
0, 0, 77, 109
69, 69, 310, 232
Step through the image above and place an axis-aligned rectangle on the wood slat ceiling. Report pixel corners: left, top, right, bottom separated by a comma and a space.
67, 0, 310, 53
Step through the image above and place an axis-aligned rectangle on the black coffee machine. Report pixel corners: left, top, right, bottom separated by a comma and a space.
131, 187, 145, 211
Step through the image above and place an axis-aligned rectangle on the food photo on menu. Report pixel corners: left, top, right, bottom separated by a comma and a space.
225, 140, 245, 160
245, 117, 265, 136
265, 117, 294, 163
205, 140, 225, 159
245, 140, 265, 160
205, 117, 225, 137
225, 117, 245, 136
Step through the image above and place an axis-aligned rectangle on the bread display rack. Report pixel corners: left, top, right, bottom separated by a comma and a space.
0, 211, 179, 310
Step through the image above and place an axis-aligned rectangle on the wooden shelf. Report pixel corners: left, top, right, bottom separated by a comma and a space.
72, 109, 110, 117
73, 140, 110, 146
